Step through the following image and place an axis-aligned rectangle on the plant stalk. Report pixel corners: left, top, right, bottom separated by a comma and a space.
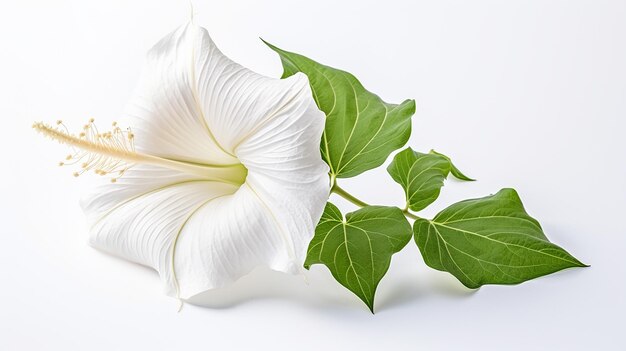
331, 181, 422, 221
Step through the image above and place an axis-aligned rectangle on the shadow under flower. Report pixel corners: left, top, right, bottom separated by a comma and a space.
185, 266, 365, 313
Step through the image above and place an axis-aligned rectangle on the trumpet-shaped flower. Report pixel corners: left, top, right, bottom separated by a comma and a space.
34, 23, 330, 300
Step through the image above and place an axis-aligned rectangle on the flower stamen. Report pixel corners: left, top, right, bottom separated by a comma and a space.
34, 119, 136, 183
33, 120, 248, 185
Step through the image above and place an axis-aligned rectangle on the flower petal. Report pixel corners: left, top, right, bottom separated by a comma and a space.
186, 24, 315, 153
82, 167, 237, 294
173, 184, 312, 298
81, 168, 238, 268
82, 168, 319, 299
237, 90, 331, 266
125, 25, 237, 166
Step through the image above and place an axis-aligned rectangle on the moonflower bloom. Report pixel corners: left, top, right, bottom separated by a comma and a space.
33, 23, 330, 301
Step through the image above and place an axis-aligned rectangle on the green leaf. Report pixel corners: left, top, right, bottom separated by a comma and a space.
429, 149, 474, 181
305, 203, 412, 312
264, 40, 415, 178
387, 148, 472, 212
414, 188, 587, 288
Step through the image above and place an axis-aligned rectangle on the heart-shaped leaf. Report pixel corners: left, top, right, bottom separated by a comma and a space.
305, 203, 412, 312
414, 188, 587, 288
387, 148, 472, 211
264, 41, 415, 178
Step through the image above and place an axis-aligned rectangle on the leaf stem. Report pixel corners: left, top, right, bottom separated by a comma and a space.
332, 183, 370, 207
331, 180, 422, 221
402, 209, 420, 220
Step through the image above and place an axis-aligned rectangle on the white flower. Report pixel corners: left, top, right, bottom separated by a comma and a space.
34, 23, 330, 301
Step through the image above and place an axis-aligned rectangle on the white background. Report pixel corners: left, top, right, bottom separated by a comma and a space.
1, 1, 624, 350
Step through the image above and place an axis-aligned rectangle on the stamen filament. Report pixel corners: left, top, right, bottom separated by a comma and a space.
33, 121, 247, 185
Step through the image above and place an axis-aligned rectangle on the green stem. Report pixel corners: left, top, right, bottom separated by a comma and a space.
332, 183, 370, 207
402, 209, 420, 220
331, 181, 422, 221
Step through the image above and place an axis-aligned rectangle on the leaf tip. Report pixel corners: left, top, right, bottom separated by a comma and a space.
455, 174, 476, 182
429, 149, 475, 181
459, 279, 482, 290
573, 258, 590, 268
362, 298, 375, 314
260, 37, 280, 52
403, 99, 417, 115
